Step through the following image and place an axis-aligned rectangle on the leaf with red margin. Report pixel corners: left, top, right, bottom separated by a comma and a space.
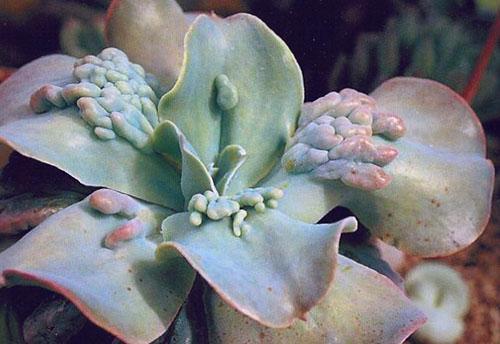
156, 210, 357, 328
106, 0, 189, 90
343, 78, 494, 256
206, 255, 426, 344
267, 77, 494, 257
0, 197, 195, 344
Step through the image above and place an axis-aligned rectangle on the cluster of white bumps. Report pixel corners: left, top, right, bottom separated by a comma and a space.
282, 88, 406, 191
30, 48, 160, 152
188, 187, 284, 237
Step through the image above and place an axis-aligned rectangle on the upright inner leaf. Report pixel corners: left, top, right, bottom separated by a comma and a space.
158, 14, 304, 195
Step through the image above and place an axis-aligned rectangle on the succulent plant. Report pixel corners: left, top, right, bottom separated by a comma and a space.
406, 263, 470, 344
0, 0, 494, 343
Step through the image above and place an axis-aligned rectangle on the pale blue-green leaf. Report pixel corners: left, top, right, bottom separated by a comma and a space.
179, 135, 217, 203
206, 255, 426, 344
341, 136, 494, 257
370, 77, 487, 155
215, 144, 247, 195
159, 14, 304, 193
0, 197, 195, 344
0, 55, 75, 126
268, 77, 494, 257
157, 210, 357, 327
106, 0, 189, 90
152, 120, 183, 171
0, 56, 183, 210
259, 168, 344, 224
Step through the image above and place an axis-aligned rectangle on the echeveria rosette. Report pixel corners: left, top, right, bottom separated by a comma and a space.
0, 2, 492, 344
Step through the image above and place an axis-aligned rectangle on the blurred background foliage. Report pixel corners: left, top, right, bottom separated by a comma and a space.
0, 0, 498, 122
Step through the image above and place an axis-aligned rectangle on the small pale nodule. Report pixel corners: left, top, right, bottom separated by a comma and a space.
189, 211, 203, 227
214, 74, 239, 111
186, 186, 284, 237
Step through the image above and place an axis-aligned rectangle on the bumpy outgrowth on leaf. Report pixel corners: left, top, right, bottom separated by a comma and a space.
29, 48, 160, 152
89, 189, 162, 248
282, 88, 405, 191
406, 263, 469, 344
187, 186, 284, 237
215, 74, 239, 111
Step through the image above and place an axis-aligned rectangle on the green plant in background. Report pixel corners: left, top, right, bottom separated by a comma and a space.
0, 0, 494, 343
330, 2, 500, 122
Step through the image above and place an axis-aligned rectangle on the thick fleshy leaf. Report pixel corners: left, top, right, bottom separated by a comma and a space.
371, 77, 486, 155
159, 14, 304, 193
268, 77, 494, 257
341, 136, 493, 256
152, 120, 216, 202
215, 144, 247, 195
106, 0, 189, 90
206, 255, 426, 344
157, 210, 357, 327
0, 55, 75, 126
0, 197, 195, 344
0, 55, 183, 210
260, 169, 345, 223
152, 120, 183, 170
179, 135, 217, 202
343, 78, 494, 256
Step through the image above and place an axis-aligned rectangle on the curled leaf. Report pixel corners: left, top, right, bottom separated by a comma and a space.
271, 77, 494, 257
157, 210, 357, 327
0, 195, 195, 344
206, 255, 426, 344
0, 55, 183, 210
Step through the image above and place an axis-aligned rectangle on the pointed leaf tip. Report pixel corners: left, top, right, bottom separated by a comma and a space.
206, 255, 426, 344
157, 210, 352, 328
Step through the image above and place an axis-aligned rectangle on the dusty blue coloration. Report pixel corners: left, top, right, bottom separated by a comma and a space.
282, 88, 405, 191
186, 186, 283, 236
0, 5, 493, 344
30, 48, 160, 152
